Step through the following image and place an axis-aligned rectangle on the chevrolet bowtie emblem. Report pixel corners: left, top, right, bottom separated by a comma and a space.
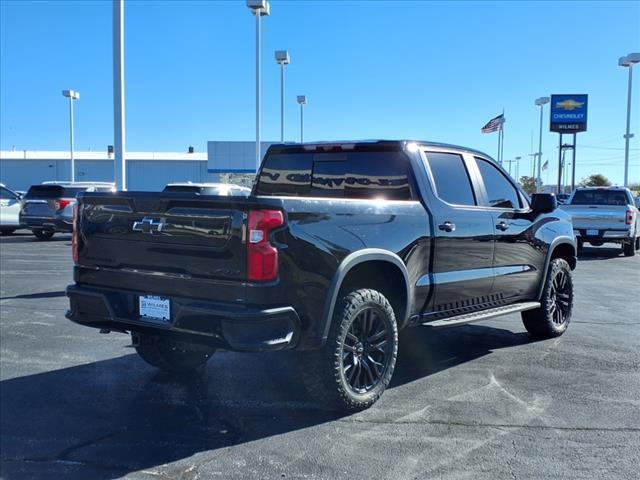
133, 217, 164, 234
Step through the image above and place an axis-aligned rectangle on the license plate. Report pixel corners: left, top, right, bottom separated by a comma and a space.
139, 295, 170, 322
586, 229, 599, 236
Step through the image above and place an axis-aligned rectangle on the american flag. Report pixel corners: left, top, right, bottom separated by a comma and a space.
481, 114, 505, 133
542, 160, 549, 171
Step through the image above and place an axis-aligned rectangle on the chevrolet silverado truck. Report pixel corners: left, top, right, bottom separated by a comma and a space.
66, 141, 577, 411
561, 186, 639, 256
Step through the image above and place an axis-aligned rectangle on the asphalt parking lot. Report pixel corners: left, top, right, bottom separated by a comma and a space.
1, 232, 639, 480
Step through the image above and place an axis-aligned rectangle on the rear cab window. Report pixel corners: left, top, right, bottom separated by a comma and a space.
571, 189, 631, 206
255, 147, 415, 200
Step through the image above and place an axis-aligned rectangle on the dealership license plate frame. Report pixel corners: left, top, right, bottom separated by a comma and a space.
139, 295, 171, 323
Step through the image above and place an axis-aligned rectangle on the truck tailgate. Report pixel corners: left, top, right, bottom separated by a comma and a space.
77, 192, 252, 301
561, 205, 630, 231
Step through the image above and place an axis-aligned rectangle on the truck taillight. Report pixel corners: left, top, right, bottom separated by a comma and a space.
72, 204, 79, 264
626, 208, 634, 225
247, 209, 284, 282
54, 199, 70, 211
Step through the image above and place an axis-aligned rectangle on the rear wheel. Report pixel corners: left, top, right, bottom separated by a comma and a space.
33, 229, 54, 240
623, 240, 636, 257
299, 288, 398, 411
522, 258, 573, 338
132, 333, 214, 375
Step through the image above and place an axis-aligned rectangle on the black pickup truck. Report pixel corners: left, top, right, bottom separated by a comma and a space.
67, 141, 576, 411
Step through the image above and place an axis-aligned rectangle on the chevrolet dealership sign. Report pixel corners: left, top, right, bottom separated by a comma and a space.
550, 94, 588, 133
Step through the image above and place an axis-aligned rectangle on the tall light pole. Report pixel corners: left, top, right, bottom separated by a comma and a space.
113, 0, 126, 190
247, 0, 270, 172
515, 156, 521, 180
535, 97, 550, 192
62, 90, 80, 183
297, 95, 307, 143
275, 50, 290, 143
619, 53, 640, 187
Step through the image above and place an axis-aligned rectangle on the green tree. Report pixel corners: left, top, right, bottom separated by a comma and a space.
519, 176, 537, 195
579, 174, 612, 187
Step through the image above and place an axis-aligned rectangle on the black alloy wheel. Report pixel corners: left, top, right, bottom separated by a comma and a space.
341, 306, 392, 394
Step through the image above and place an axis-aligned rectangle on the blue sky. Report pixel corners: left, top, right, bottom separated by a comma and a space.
1, 0, 639, 185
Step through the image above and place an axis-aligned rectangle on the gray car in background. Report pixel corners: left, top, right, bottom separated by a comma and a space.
20, 182, 115, 240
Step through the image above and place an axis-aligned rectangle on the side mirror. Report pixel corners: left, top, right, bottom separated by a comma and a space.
531, 193, 557, 214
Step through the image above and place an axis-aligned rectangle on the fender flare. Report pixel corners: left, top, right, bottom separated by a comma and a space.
320, 248, 411, 339
536, 236, 577, 300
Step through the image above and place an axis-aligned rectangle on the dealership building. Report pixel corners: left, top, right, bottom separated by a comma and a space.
0, 141, 275, 191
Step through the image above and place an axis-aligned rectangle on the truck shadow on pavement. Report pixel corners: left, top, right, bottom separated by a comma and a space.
576, 246, 625, 261
0, 323, 533, 479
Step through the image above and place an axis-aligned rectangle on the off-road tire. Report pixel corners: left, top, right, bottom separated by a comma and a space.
299, 288, 398, 411
522, 258, 573, 338
623, 240, 636, 257
133, 333, 214, 375
33, 229, 54, 240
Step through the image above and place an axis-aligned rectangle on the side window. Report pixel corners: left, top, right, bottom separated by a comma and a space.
425, 152, 476, 206
475, 158, 522, 209
1, 187, 16, 200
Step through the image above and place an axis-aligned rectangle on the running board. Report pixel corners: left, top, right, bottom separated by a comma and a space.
423, 302, 541, 328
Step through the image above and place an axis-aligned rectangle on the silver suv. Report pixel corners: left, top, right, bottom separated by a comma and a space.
20, 182, 115, 240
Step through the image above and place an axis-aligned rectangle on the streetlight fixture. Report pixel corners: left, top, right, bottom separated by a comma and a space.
247, 0, 270, 172
62, 89, 80, 183
297, 95, 307, 143
619, 52, 640, 187
534, 96, 550, 192
275, 50, 290, 143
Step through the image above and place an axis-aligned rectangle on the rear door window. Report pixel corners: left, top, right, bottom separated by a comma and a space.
475, 158, 522, 209
424, 152, 476, 206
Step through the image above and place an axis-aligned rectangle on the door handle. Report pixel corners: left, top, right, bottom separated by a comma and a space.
438, 221, 456, 232
496, 221, 509, 231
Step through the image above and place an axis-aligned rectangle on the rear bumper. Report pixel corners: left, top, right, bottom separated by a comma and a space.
66, 284, 301, 352
574, 228, 633, 242
20, 215, 72, 232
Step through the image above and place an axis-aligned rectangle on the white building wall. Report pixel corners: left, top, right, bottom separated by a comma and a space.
0, 151, 208, 191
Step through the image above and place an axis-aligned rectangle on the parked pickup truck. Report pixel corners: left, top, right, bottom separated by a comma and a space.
561, 186, 640, 256
67, 141, 577, 411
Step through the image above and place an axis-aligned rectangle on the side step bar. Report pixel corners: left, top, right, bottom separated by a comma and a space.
423, 302, 541, 328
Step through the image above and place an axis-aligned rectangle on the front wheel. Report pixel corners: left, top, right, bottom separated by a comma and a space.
299, 288, 398, 411
133, 333, 215, 375
33, 229, 54, 240
522, 258, 573, 338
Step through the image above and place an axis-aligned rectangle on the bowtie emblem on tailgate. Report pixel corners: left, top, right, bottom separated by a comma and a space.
133, 217, 164, 234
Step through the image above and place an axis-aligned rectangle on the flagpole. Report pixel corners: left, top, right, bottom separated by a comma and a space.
500, 111, 505, 166
497, 126, 502, 163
